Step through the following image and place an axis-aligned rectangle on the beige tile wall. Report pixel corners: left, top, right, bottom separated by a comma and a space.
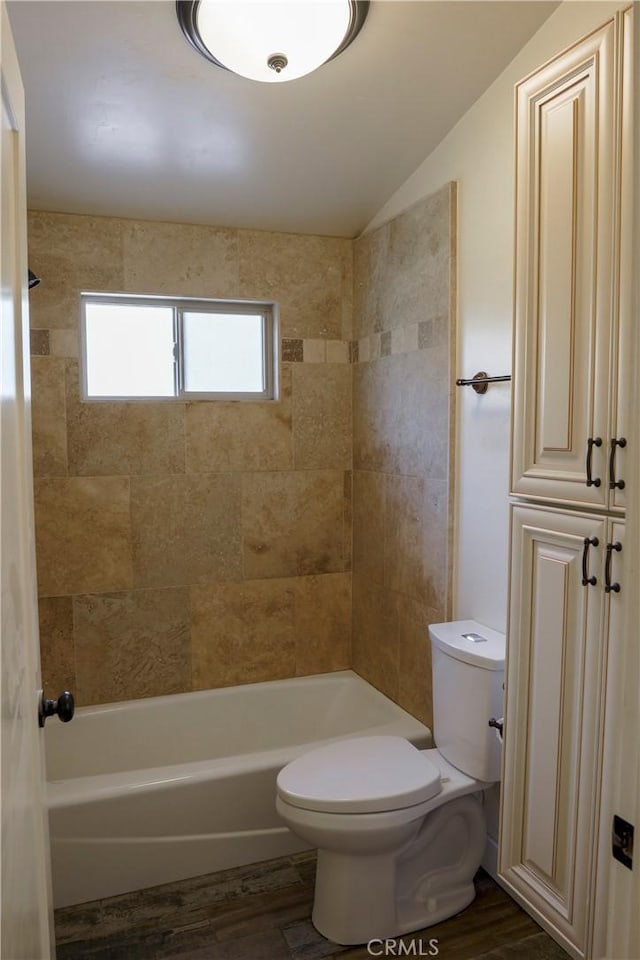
29, 211, 353, 706
351, 184, 457, 727
29, 190, 455, 722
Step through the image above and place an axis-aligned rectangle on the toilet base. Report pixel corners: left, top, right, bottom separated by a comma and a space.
313, 849, 401, 945
396, 880, 476, 936
310, 794, 487, 945
313, 862, 476, 946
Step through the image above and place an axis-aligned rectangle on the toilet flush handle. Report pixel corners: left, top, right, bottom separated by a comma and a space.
488, 717, 503, 737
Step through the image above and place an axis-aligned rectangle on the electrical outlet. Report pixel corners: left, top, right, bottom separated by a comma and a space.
612, 815, 634, 870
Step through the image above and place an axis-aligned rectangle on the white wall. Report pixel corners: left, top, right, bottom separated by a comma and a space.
365, 1, 628, 633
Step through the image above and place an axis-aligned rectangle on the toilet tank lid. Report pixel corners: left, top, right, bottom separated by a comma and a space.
428, 619, 505, 671
276, 736, 441, 814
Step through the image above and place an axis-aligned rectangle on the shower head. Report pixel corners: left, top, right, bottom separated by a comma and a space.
28, 269, 41, 289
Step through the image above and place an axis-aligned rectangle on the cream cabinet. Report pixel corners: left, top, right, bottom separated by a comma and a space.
502, 9, 633, 959
500, 504, 625, 959
510, 15, 630, 511
589, 517, 626, 958
608, 7, 633, 514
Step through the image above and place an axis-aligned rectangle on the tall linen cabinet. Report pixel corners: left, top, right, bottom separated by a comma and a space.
499, 9, 633, 960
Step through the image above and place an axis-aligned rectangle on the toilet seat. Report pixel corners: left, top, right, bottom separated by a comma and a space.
276, 736, 441, 814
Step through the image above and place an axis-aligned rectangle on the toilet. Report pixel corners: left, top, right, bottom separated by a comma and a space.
276, 619, 505, 945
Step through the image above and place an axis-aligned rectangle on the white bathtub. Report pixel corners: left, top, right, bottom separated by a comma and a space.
46, 670, 431, 907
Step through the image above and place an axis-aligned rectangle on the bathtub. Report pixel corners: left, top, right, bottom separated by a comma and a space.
46, 670, 431, 907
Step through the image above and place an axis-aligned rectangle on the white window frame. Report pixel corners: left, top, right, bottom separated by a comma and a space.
80, 292, 278, 403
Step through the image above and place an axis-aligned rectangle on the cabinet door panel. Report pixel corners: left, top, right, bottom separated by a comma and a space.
511, 21, 616, 508
591, 518, 626, 957
610, 9, 633, 512
500, 505, 606, 958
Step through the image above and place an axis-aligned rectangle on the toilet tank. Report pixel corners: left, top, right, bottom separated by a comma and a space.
429, 619, 505, 783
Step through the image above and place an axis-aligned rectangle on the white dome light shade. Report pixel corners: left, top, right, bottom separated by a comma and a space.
177, 1, 368, 83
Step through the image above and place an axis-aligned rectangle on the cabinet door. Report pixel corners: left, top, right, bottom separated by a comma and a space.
609, 8, 633, 513
511, 20, 616, 508
500, 504, 606, 959
590, 518, 626, 958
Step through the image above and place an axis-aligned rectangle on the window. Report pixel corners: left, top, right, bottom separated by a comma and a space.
80, 293, 277, 401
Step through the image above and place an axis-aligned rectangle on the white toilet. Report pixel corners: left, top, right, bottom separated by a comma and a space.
276, 619, 505, 945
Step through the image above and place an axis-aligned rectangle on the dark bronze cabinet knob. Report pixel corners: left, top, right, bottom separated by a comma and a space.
38, 690, 75, 728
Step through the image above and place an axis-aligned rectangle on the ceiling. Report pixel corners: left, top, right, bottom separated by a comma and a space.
8, 1, 557, 238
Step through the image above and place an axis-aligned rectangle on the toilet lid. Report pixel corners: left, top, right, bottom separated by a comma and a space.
276, 736, 441, 814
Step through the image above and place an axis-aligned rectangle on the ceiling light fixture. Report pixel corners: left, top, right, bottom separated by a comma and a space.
176, 0, 369, 83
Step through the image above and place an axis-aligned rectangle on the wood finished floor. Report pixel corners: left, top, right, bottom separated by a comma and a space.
55, 853, 570, 960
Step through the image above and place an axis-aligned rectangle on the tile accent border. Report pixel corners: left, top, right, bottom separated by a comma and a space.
33, 328, 441, 365
281, 338, 303, 362
30, 327, 79, 358
30, 329, 50, 356
281, 338, 350, 364
355, 317, 449, 364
